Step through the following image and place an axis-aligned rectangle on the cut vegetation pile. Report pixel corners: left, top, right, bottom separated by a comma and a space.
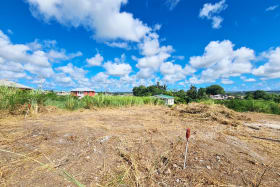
171, 103, 251, 126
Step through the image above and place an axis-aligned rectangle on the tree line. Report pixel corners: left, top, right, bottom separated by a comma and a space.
133, 83, 225, 104
133, 83, 280, 104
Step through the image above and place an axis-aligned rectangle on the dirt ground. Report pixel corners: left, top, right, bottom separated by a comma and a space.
0, 104, 280, 186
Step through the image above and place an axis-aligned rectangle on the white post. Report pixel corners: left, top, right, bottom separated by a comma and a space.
183, 140, 189, 169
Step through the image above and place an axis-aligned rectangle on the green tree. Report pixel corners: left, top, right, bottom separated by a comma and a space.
197, 88, 207, 99
187, 85, 198, 100
133, 85, 149, 96
253, 90, 268, 100
173, 90, 190, 104
206, 85, 225, 95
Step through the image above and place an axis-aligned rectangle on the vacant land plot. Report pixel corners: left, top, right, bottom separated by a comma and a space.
0, 104, 280, 186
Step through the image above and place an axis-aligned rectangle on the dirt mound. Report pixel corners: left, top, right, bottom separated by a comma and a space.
171, 103, 251, 126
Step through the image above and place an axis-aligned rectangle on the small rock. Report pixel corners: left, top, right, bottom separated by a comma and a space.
206, 166, 211, 170
100, 136, 110, 143
86, 156, 90, 160
194, 157, 198, 160
165, 168, 171, 174
173, 164, 178, 168
216, 156, 221, 160
64, 133, 71, 137
199, 160, 204, 162
58, 138, 66, 144
176, 179, 180, 183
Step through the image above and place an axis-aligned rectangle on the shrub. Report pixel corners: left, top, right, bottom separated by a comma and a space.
215, 99, 280, 115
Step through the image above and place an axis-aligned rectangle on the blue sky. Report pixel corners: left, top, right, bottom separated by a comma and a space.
0, 0, 280, 91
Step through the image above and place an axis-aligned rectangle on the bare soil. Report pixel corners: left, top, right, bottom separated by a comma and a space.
0, 104, 279, 186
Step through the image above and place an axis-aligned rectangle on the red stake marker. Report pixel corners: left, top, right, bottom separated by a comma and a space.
186, 128, 191, 140
184, 128, 191, 169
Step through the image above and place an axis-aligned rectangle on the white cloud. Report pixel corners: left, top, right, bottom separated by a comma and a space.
199, 0, 227, 29
47, 50, 82, 62
189, 40, 255, 83
221, 79, 234, 85
160, 62, 195, 83
165, 0, 181, 10
56, 63, 90, 87
103, 61, 132, 76
91, 72, 110, 83
244, 78, 256, 82
26, 0, 151, 42
53, 73, 75, 86
105, 41, 130, 49
252, 47, 280, 79
153, 24, 161, 31
188, 76, 207, 84
7, 29, 13, 35
136, 33, 174, 78
0, 30, 56, 79
174, 55, 185, 60
86, 53, 104, 66
266, 5, 279, 12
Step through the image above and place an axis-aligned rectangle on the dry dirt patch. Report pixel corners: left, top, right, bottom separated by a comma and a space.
0, 104, 279, 186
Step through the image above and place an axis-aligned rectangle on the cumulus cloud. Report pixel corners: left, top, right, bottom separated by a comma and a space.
160, 62, 195, 83
136, 33, 174, 78
56, 63, 90, 87
26, 0, 151, 42
0, 30, 55, 79
103, 61, 132, 77
86, 53, 104, 66
252, 47, 280, 79
189, 40, 255, 83
199, 0, 228, 29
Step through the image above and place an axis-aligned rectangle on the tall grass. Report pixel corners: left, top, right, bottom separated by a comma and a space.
0, 86, 164, 113
81, 95, 163, 108
0, 86, 44, 111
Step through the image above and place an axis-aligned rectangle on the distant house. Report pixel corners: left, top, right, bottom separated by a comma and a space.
210, 94, 225, 100
210, 94, 235, 100
227, 96, 235, 100
71, 88, 95, 98
0, 79, 33, 90
154, 94, 174, 105
56, 91, 70, 96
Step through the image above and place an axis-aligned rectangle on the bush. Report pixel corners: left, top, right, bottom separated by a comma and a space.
215, 99, 280, 115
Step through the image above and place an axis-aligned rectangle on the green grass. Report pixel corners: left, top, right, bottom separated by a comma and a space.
0, 86, 164, 113
214, 99, 280, 115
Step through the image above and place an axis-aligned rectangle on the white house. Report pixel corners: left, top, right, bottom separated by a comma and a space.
154, 94, 175, 105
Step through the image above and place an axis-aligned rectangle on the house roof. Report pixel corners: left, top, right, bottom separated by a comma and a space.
154, 94, 174, 99
71, 88, 95, 92
0, 80, 33, 90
